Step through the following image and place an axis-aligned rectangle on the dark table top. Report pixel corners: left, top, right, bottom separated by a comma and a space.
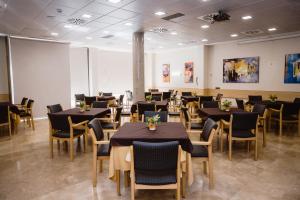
110, 122, 193, 153
181, 96, 199, 102
199, 108, 244, 121
0, 102, 21, 114
52, 108, 110, 123
97, 96, 116, 101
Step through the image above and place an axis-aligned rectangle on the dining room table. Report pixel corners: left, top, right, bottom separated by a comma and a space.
198, 107, 245, 121
108, 122, 194, 195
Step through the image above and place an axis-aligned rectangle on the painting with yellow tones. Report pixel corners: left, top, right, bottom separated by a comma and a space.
223, 57, 259, 83
162, 64, 170, 83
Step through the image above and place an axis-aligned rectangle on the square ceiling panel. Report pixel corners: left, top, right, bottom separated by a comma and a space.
107, 8, 140, 19
83, 2, 118, 15
95, 15, 124, 24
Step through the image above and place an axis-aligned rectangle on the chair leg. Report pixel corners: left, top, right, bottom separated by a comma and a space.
206, 161, 209, 176
255, 139, 258, 161
279, 114, 282, 137
83, 134, 87, 153
203, 161, 207, 175
116, 170, 121, 196
229, 138, 232, 161
70, 139, 74, 161
99, 160, 103, 173
131, 177, 135, 200
220, 128, 223, 152
177, 178, 181, 200
8, 121, 12, 139
31, 116, 35, 130
263, 123, 266, 147
57, 141, 60, 151
181, 173, 186, 198
247, 141, 250, 152
50, 138, 54, 158
93, 146, 97, 187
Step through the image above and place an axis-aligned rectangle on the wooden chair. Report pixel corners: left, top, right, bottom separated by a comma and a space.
181, 106, 203, 134
88, 119, 110, 187
269, 102, 300, 136
220, 112, 259, 160
0, 105, 12, 139
19, 99, 35, 130
48, 113, 88, 161
92, 101, 108, 108
235, 99, 245, 110
47, 104, 63, 114
202, 101, 219, 108
98, 106, 122, 138
252, 104, 267, 146
143, 111, 168, 122
130, 141, 181, 200
191, 118, 218, 189
116, 94, 124, 106
15, 97, 28, 110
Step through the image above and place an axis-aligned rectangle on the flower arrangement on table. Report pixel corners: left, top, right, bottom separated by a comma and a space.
221, 100, 232, 111
145, 95, 152, 102
79, 101, 85, 112
269, 94, 278, 102
146, 114, 160, 131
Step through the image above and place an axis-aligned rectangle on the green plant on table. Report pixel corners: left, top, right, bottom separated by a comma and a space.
145, 95, 152, 102
221, 99, 232, 111
269, 94, 278, 102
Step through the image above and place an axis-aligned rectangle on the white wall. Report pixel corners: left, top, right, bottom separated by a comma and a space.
152, 46, 205, 90
11, 38, 71, 118
207, 37, 300, 92
69, 47, 89, 107
0, 37, 8, 94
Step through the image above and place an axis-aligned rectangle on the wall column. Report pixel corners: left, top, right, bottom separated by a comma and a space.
132, 32, 145, 102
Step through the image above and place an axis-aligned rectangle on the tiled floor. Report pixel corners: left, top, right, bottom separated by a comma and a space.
0, 116, 299, 200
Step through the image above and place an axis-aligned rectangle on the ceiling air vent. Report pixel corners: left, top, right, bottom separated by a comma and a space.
241, 29, 264, 36
101, 34, 114, 39
151, 27, 169, 33
162, 13, 185, 21
67, 18, 86, 25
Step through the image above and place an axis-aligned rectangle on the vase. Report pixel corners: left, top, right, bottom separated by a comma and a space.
79, 108, 84, 113
148, 123, 156, 131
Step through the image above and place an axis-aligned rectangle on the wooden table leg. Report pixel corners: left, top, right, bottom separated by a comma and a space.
116, 170, 121, 196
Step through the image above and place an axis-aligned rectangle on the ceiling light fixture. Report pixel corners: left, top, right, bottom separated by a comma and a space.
108, 0, 122, 3
103, 30, 110, 34
242, 15, 252, 20
230, 33, 238, 37
201, 25, 209, 29
64, 24, 72, 29
128, 42, 132, 45
268, 27, 277, 32
155, 11, 166, 16
159, 46, 163, 49
125, 22, 132, 26
202, 0, 210, 2
170, 31, 177, 35
86, 36, 92, 40
177, 43, 183, 46
82, 14, 92, 18
201, 38, 208, 42
51, 32, 58, 36
146, 37, 151, 40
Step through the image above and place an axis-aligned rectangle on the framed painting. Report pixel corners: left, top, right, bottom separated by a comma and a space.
162, 64, 170, 83
184, 61, 194, 83
223, 57, 259, 83
284, 53, 300, 83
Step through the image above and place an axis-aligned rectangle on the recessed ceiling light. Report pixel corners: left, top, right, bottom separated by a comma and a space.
155, 11, 166, 16
64, 24, 72, 29
146, 37, 151, 41
170, 31, 177, 35
159, 46, 163, 49
201, 38, 208, 42
82, 14, 92, 19
103, 30, 110, 34
128, 42, 132, 45
201, 25, 209, 29
268, 27, 277, 32
202, 0, 210, 2
51, 32, 58, 36
125, 22, 132, 26
86, 36, 92, 40
177, 43, 183, 46
108, 0, 122, 3
230, 33, 238, 37
242, 15, 252, 20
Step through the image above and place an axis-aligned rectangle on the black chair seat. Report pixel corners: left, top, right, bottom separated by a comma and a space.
97, 144, 110, 156
101, 122, 120, 129
168, 111, 180, 116
52, 129, 84, 138
191, 145, 208, 157
191, 123, 203, 130
135, 170, 177, 185
223, 128, 255, 138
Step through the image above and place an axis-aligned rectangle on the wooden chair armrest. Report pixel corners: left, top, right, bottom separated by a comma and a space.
221, 119, 230, 126
72, 120, 89, 128
269, 108, 280, 113
192, 141, 210, 146
94, 140, 109, 145
190, 118, 202, 123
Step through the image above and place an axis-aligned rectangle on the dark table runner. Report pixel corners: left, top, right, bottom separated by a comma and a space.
131, 100, 169, 113
110, 122, 193, 153
199, 108, 244, 121
53, 108, 110, 123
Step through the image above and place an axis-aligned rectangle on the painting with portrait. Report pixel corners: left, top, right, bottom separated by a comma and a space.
162, 64, 170, 83
184, 61, 194, 83
223, 57, 259, 83
284, 53, 300, 83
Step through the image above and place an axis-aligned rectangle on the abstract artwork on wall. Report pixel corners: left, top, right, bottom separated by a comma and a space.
162, 64, 170, 83
284, 53, 300, 83
223, 57, 259, 83
184, 61, 194, 83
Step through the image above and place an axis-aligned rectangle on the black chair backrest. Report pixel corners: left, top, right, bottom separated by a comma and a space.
294, 98, 300, 103
216, 93, 223, 101
144, 92, 151, 99
199, 96, 213, 106
137, 103, 155, 116
282, 102, 300, 116
248, 95, 262, 103
84, 96, 97, 106
182, 92, 192, 96
182, 99, 187, 107
201, 118, 217, 141
21, 97, 28, 106
75, 94, 85, 101
103, 93, 112, 96
181, 107, 189, 122
133, 141, 179, 172
92, 101, 108, 108
47, 104, 63, 113
232, 112, 258, 130
236, 99, 245, 110
252, 104, 266, 116
115, 107, 123, 122
119, 95, 124, 105
162, 92, 171, 100
48, 113, 70, 132
152, 94, 162, 101
144, 111, 168, 122
202, 101, 219, 108
27, 99, 34, 109
88, 119, 104, 141
149, 89, 159, 92
0, 105, 9, 124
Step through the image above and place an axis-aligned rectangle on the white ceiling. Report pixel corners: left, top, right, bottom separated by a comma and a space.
1, 0, 300, 50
